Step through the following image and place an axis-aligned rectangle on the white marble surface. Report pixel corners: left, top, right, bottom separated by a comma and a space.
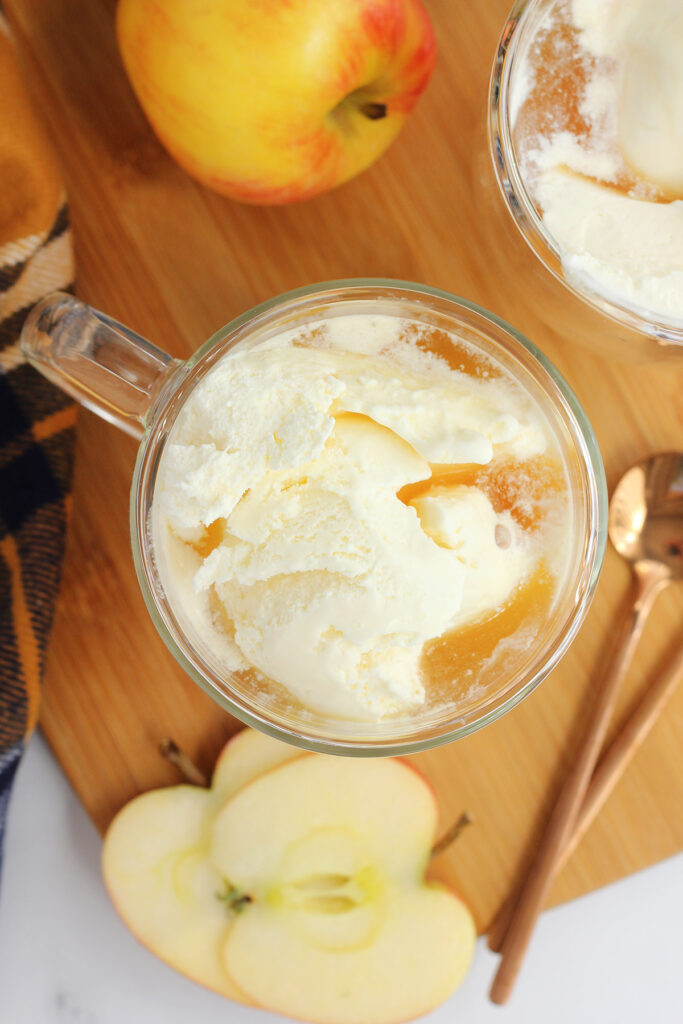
1, 733, 681, 1024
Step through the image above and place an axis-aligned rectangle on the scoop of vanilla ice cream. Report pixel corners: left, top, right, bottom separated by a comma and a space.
157, 322, 548, 720
203, 418, 469, 719
536, 169, 683, 319
523, 0, 683, 321
572, 0, 683, 196
571, 0, 640, 58
616, 1, 683, 197
161, 343, 547, 540
412, 486, 530, 627
160, 346, 346, 538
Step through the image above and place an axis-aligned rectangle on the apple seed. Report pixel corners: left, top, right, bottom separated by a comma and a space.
216, 881, 253, 915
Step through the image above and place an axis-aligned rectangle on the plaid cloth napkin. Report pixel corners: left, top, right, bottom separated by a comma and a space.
0, 10, 75, 875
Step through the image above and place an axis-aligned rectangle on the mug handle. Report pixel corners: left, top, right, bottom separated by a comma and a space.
20, 292, 182, 439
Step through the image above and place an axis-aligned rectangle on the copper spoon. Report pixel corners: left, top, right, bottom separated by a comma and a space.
489, 452, 683, 1005
487, 643, 683, 954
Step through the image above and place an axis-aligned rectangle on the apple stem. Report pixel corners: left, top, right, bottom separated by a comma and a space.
431, 811, 474, 858
360, 101, 387, 120
159, 738, 208, 786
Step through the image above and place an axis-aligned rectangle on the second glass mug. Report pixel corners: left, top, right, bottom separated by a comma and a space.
487, 0, 683, 362
21, 280, 607, 755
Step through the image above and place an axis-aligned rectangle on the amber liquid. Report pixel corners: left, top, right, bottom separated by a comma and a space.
178, 325, 571, 720
398, 451, 566, 710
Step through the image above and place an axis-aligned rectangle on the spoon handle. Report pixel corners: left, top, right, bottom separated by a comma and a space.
561, 641, 683, 863
487, 634, 683, 954
489, 565, 669, 1005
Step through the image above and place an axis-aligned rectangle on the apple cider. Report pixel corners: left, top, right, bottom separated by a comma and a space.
156, 309, 575, 727
503, 0, 683, 326
512, 0, 661, 200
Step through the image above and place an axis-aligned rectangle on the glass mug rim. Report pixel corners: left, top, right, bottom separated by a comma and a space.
130, 278, 607, 756
488, 0, 683, 347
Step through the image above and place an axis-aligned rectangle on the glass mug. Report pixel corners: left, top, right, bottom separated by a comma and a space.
21, 280, 607, 755
489, 0, 683, 362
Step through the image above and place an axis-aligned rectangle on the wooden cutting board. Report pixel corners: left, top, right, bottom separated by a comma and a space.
8, 0, 683, 934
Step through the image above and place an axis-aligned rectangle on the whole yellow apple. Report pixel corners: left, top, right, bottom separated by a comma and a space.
116, 0, 436, 203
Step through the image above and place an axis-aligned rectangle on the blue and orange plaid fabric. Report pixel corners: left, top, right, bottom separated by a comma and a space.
0, 9, 75, 873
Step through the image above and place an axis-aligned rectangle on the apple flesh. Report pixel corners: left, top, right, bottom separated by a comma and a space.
102, 784, 249, 1002
102, 728, 301, 1003
116, 0, 436, 203
211, 724, 304, 799
103, 730, 475, 1024
213, 755, 475, 1024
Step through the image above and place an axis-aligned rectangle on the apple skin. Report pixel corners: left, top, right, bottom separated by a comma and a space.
116, 0, 436, 204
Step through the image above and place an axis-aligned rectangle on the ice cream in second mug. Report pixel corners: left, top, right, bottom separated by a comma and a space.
20, 280, 606, 754
489, 0, 683, 358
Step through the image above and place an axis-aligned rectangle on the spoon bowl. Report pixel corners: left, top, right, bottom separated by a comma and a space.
609, 452, 683, 577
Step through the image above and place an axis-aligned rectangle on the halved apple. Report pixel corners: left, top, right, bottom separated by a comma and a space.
102, 728, 301, 1003
103, 731, 475, 1023
212, 755, 475, 1024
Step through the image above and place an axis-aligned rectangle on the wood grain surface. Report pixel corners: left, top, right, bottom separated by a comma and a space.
7, 0, 683, 934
